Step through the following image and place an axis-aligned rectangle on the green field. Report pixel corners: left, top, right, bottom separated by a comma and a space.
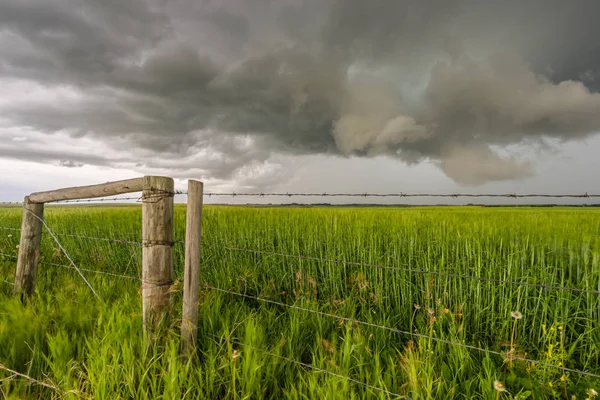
1, 206, 599, 399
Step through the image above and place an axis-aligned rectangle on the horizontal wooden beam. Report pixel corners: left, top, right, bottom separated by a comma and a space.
28, 177, 144, 204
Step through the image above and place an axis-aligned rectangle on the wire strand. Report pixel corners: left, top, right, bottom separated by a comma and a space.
42, 261, 141, 281
1, 226, 143, 246
201, 192, 600, 198
23, 209, 99, 298
207, 333, 403, 398
208, 286, 600, 379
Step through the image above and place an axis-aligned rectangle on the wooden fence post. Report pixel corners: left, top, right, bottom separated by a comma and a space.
14, 196, 44, 300
142, 176, 174, 339
181, 180, 203, 358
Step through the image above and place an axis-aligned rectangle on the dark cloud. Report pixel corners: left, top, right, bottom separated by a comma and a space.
59, 160, 84, 168
1, 0, 600, 186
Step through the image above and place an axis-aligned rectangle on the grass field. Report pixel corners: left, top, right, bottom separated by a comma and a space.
0, 205, 599, 399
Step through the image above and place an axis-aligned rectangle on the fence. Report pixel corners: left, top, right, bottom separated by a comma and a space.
1, 180, 599, 397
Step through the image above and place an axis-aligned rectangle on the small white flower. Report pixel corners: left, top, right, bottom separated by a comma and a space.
588, 388, 598, 398
494, 380, 506, 392
7, 234, 12, 238
511, 311, 523, 320
232, 350, 240, 359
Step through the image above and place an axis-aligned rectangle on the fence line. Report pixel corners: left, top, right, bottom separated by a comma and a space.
200, 192, 600, 198
207, 332, 402, 398
1, 226, 144, 246
208, 286, 600, 379
1, 251, 141, 282
5, 191, 599, 203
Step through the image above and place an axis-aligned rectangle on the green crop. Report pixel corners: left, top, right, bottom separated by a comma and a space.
0, 205, 599, 399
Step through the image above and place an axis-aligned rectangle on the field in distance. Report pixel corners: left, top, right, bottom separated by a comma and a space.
1, 206, 599, 399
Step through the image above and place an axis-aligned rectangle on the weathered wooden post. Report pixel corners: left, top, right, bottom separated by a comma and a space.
142, 176, 175, 338
181, 180, 204, 357
13, 196, 44, 300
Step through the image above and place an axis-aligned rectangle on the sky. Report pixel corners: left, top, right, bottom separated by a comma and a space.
1, 0, 600, 205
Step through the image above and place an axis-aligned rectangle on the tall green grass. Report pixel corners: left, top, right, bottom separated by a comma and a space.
0, 205, 599, 399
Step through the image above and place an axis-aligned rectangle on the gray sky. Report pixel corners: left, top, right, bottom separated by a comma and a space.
1, 0, 600, 204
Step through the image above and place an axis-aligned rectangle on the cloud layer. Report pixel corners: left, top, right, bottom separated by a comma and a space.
1, 0, 600, 187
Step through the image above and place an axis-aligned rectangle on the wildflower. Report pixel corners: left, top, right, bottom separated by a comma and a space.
444, 308, 450, 314
7, 234, 12, 238
414, 304, 421, 310
511, 311, 523, 320
232, 350, 240, 359
494, 380, 506, 392
560, 374, 567, 382
588, 388, 598, 398
428, 308, 435, 316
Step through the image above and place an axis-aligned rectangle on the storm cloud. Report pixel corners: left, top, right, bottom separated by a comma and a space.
1, 0, 600, 186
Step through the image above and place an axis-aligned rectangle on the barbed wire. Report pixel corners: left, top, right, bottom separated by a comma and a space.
42, 261, 141, 281
208, 286, 600, 379
1, 252, 138, 286
212, 245, 600, 295
207, 332, 403, 398
41, 230, 143, 246
52, 196, 143, 204
201, 192, 600, 199
1, 226, 144, 246
23, 209, 99, 298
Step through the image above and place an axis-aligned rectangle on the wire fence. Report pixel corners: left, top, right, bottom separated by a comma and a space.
3, 191, 600, 205
200, 192, 600, 199
2, 192, 600, 395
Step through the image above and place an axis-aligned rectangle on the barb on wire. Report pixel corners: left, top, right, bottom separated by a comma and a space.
203, 192, 600, 198
207, 332, 401, 398
53, 196, 143, 204
209, 286, 600, 379
208, 245, 600, 295
23, 209, 99, 298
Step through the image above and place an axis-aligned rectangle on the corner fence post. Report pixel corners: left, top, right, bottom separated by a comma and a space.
13, 196, 44, 300
142, 176, 174, 340
181, 180, 204, 358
